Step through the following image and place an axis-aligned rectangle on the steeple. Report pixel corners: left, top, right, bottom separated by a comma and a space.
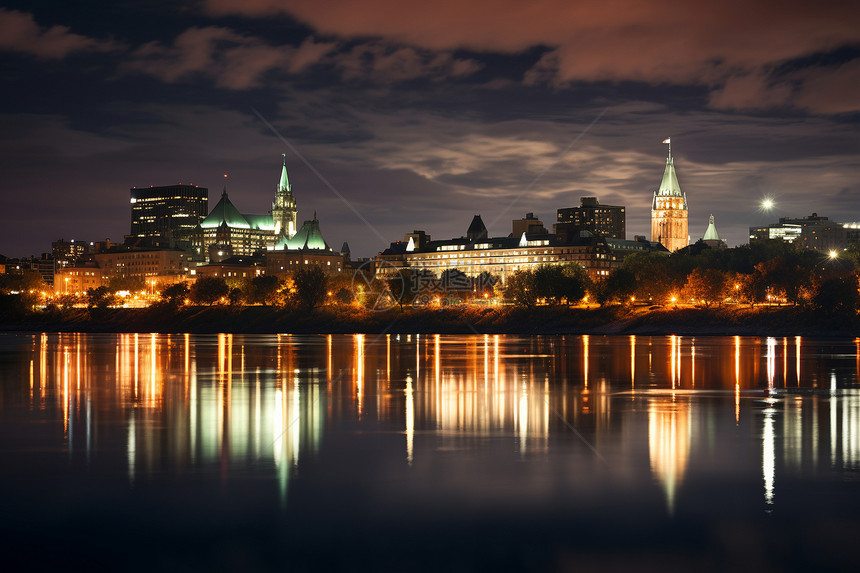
650, 138, 689, 252
278, 153, 291, 193
272, 154, 298, 238
657, 139, 683, 198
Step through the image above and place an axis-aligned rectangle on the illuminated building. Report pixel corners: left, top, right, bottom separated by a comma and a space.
130, 184, 208, 241
267, 216, 346, 276
54, 264, 105, 293
650, 139, 689, 252
378, 217, 666, 282
193, 157, 299, 261
194, 254, 267, 279
556, 197, 625, 240
750, 213, 847, 253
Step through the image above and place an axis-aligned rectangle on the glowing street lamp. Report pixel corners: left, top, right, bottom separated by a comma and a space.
829, 250, 838, 260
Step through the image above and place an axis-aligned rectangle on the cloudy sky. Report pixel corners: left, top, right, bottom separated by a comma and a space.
1, 0, 858, 258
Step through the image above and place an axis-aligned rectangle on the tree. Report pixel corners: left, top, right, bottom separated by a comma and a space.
86, 286, 114, 309
559, 264, 589, 305
813, 274, 860, 316
756, 256, 811, 306
737, 272, 766, 307
248, 275, 281, 305
228, 287, 244, 306
595, 268, 636, 306
505, 270, 537, 307
190, 276, 229, 305
292, 265, 328, 309
387, 269, 421, 311
683, 268, 727, 307
622, 252, 678, 304
160, 282, 189, 306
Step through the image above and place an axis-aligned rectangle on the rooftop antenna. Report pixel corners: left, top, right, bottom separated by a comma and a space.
282, 152, 286, 165
663, 137, 671, 160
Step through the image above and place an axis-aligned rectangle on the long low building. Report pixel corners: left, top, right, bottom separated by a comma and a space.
378, 215, 667, 281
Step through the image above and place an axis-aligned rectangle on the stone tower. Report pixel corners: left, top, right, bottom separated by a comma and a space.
272, 154, 298, 239
650, 139, 688, 252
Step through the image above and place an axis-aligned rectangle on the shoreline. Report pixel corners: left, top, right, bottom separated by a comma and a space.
2, 305, 858, 337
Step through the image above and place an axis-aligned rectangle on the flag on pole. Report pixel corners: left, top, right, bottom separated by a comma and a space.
662, 138, 671, 144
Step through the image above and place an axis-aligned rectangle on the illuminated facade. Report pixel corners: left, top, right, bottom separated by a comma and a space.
378, 217, 666, 282
750, 213, 848, 253
130, 184, 208, 241
650, 140, 688, 252
193, 157, 299, 261
267, 216, 346, 276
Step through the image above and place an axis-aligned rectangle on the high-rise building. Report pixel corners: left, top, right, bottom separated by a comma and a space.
650, 140, 688, 252
749, 213, 846, 253
556, 197, 625, 240
130, 184, 208, 241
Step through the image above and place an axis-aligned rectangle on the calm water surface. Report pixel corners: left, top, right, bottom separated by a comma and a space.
2, 332, 860, 571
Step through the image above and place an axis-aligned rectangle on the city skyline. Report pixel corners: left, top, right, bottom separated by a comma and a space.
2, 1, 859, 258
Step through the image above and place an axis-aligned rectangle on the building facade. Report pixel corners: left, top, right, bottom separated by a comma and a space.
749, 213, 847, 253
650, 141, 688, 252
130, 184, 208, 241
556, 197, 625, 240
378, 218, 667, 282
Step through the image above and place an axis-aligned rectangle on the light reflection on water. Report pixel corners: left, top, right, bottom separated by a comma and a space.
3, 333, 860, 570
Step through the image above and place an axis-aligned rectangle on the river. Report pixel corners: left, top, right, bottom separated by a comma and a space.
1, 333, 859, 571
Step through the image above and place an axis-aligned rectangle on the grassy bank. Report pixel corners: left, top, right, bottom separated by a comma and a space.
2, 304, 858, 336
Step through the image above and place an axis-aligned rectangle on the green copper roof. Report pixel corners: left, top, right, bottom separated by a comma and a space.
245, 214, 275, 231
279, 217, 330, 251
279, 160, 291, 192
657, 156, 683, 197
703, 214, 720, 241
200, 189, 250, 229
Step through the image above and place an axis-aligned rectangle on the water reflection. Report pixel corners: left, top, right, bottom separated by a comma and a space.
4, 333, 860, 516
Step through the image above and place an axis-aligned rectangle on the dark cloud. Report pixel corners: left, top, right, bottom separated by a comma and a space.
0, 8, 118, 58
125, 27, 335, 89
203, 0, 860, 112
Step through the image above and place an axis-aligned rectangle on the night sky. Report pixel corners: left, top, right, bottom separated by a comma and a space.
2, 0, 859, 259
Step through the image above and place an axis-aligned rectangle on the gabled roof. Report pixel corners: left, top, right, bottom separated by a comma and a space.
200, 189, 250, 229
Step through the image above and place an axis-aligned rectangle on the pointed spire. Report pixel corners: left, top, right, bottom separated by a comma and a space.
222, 186, 228, 197
656, 141, 683, 198
278, 154, 291, 193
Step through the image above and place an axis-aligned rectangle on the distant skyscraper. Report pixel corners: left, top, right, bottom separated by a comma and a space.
556, 197, 625, 240
130, 184, 208, 241
650, 139, 688, 252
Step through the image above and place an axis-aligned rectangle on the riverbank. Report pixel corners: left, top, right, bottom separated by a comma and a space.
2, 304, 858, 336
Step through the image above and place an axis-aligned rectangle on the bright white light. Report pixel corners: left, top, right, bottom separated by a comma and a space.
761, 198, 774, 211
829, 250, 838, 259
